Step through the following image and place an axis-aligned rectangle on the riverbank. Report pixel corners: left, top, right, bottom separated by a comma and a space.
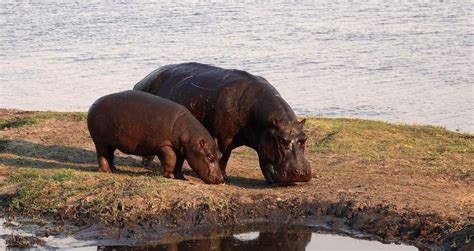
0, 109, 472, 249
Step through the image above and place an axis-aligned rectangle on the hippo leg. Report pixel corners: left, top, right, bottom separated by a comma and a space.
172, 152, 187, 180
106, 147, 116, 171
257, 153, 275, 184
218, 138, 234, 181
157, 146, 177, 179
95, 144, 113, 173
220, 150, 232, 182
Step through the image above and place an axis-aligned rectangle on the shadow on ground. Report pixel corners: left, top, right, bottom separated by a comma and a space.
0, 139, 272, 187
0, 139, 149, 175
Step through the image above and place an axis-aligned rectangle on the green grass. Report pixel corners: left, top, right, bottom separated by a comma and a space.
0, 111, 86, 129
0, 117, 38, 129
305, 117, 473, 173
6, 168, 170, 218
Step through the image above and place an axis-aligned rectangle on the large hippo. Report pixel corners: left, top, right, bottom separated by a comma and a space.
133, 62, 311, 184
87, 90, 225, 184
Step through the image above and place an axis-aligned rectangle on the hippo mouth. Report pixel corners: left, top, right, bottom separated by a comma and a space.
267, 165, 311, 184
200, 170, 225, 184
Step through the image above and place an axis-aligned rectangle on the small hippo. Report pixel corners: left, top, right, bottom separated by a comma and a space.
87, 90, 225, 184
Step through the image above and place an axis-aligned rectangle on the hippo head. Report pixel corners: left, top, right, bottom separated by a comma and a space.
259, 118, 311, 183
185, 136, 225, 184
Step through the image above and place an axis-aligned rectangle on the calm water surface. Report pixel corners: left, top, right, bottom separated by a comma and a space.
0, 222, 417, 250
1, 1, 473, 132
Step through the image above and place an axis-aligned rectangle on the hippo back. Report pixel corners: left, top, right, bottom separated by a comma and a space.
134, 62, 286, 142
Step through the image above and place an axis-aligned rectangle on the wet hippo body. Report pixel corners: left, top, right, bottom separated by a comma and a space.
133, 62, 311, 184
87, 90, 224, 184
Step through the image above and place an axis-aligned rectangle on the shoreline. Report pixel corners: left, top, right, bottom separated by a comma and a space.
0, 109, 472, 249
1, 107, 472, 135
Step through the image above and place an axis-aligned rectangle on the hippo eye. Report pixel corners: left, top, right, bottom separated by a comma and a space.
278, 137, 291, 146
207, 154, 215, 162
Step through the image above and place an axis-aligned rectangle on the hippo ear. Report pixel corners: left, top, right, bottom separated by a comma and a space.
272, 118, 280, 129
298, 118, 306, 127
199, 139, 207, 148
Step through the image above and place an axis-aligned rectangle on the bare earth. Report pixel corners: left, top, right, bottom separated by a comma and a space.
0, 109, 472, 250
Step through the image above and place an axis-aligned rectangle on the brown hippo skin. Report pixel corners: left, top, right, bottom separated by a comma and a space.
133, 62, 311, 184
87, 90, 225, 184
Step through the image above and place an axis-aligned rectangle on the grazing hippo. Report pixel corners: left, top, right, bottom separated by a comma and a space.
133, 62, 311, 184
87, 90, 225, 184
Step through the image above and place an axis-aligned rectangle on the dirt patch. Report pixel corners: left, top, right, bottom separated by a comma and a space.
0, 109, 473, 249
2, 233, 45, 248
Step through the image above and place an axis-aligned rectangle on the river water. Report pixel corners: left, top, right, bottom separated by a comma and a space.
1, 1, 473, 132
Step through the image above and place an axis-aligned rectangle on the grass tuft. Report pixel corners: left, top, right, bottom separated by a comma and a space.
0, 117, 39, 129
1, 111, 87, 129
50, 170, 77, 182
8, 170, 41, 183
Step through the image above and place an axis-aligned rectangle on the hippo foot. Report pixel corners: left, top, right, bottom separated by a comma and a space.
162, 171, 173, 179
173, 172, 188, 181
265, 178, 276, 185
98, 166, 113, 173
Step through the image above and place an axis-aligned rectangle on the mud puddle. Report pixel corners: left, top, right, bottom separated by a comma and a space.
1, 218, 417, 250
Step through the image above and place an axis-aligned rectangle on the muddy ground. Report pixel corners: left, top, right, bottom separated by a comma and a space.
0, 109, 472, 250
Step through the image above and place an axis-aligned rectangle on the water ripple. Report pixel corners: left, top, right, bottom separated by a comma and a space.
0, 1, 472, 132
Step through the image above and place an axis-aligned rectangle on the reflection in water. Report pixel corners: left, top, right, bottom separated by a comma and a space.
98, 228, 415, 251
